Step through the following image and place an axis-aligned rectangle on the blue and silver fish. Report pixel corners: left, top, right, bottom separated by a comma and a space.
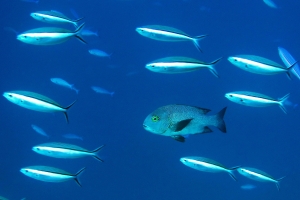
278, 47, 300, 80
3, 91, 76, 123
17, 23, 86, 45
225, 91, 290, 113
89, 49, 112, 58
31, 124, 50, 138
30, 11, 84, 27
237, 167, 285, 191
136, 25, 207, 52
91, 86, 115, 97
20, 166, 85, 187
32, 142, 104, 162
51, 78, 79, 94
62, 133, 83, 141
180, 156, 239, 181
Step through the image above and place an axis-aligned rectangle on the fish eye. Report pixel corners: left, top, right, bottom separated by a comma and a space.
8, 94, 12, 97
25, 170, 28, 172
151, 115, 160, 122
36, 148, 40, 151
230, 95, 233, 97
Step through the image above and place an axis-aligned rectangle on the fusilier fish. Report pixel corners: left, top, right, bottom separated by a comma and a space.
136, 25, 207, 52
3, 91, 76, 123
91, 86, 115, 97
17, 23, 86, 45
145, 57, 222, 77
30, 10, 84, 27
20, 166, 85, 187
31, 124, 50, 138
88, 49, 112, 58
32, 142, 104, 162
51, 78, 79, 94
180, 156, 239, 181
228, 55, 296, 78
225, 91, 290, 113
143, 105, 227, 142
237, 167, 285, 191
62, 133, 83, 141
278, 47, 300, 80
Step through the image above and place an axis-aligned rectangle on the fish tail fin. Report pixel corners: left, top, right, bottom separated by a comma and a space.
286, 61, 298, 79
192, 35, 207, 53
74, 167, 86, 187
74, 17, 84, 23
73, 17, 84, 28
74, 23, 87, 44
275, 176, 286, 191
63, 100, 77, 123
207, 57, 222, 78
71, 85, 79, 94
91, 145, 105, 162
227, 166, 240, 181
214, 107, 227, 133
278, 93, 290, 114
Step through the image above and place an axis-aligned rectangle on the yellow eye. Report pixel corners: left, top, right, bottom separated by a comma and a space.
151, 115, 160, 122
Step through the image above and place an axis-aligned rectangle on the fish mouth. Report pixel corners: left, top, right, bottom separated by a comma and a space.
143, 124, 148, 129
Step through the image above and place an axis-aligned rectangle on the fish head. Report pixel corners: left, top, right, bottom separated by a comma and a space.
180, 157, 190, 165
225, 92, 242, 104
17, 33, 39, 44
3, 92, 24, 105
237, 167, 248, 176
145, 63, 162, 72
136, 27, 151, 38
20, 167, 36, 178
143, 107, 171, 135
228, 56, 242, 66
30, 13, 43, 21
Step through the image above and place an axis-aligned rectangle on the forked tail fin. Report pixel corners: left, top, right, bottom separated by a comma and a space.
227, 166, 240, 181
207, 57, 222, 78
90, 145, 105, 162
278, 93, 290, 114
192, 35, 207, 53
275, 176, 286, 191
214, 107, 227, 133
74, 167, 86, 187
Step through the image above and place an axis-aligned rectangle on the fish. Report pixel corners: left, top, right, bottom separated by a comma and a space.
81, 29, 98, 37
225, 91, 290, 114
21, 0, 39, 3
180, 156, 239, 181
51, 78, 79, 94
0, 196, 9, 200
16, 23, 86, 45
30, 11, 84, 27
31, 124, 50, 138
136, 25, 207, 52
278, 47, 300, 80
20, 166, 85, 187
32, 142, 104, 162
88, 49, 112, 58
62, 133, 83, 141
3, 91, 76, 123
263, 0, 278, 9
228, 55, 296, 78
237, 167, 285, 191
91, 86, 115, 97
143, 105, 227, 142
145, 57, 222, 77
240, 184, 256, 190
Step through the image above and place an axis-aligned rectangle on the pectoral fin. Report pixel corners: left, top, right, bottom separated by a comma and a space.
170, 119, 193, 132
171, 135, 185, 142
202, 126, 212, 133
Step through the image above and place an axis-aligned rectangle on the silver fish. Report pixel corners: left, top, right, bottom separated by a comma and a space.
225, 91, 290, 113
3, 90, 76, 123
143, 105, 227, 142
228, 55, 296, 78
30, 11, 84, 27
136, 25, 207, 52
91, 86, 114, 97
17, 23, 86, 45
180, 156, 239, 181
62, 133, 83, 141
31, 124, 50, 138
145, 56, 222, 77
81, 29, 98, 37
20, 166, 85, 187
237, 167, 285, 191
32, 142, 104, 162
88, 49, 112, 58
51, 78, 79, 94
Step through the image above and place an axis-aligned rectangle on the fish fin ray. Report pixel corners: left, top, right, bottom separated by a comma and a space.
91, 145, 105, 162
170, 119, 193, 132
215, 107, 227, 133
279, 93, 290, 114
74, 167, 86, 187
192, 35, 207, 53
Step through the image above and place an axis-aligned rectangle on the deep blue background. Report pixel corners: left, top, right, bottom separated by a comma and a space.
1, 0, 300, 199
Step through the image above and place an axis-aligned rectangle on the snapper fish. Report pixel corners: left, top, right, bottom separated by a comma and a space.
237, 167, 285, 191
278, 47, 300, 80
20, 166, 85, 187
51, 78, 79, 94
32, 142, 105, 162
180, 156, 239, 181
228, 55, 296, 78
3, 91, 76, 123
30, 10, 84, 27
143, 104, 227, 142
17, 23, 86, 45
136, 25, 207, 52
145, 56, 222, 77
225, 91, 290, 114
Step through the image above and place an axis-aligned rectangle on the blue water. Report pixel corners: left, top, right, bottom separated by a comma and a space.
1, 0, 300, 199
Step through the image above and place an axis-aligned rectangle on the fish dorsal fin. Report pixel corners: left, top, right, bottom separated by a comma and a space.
11, 90, 62, 107
23, 27, 71, 34
237, 55, 285, 69
143, 25, 189, 36
171, 135, 185, 142
41, 142, 88, 152
170, 118, 193, 132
